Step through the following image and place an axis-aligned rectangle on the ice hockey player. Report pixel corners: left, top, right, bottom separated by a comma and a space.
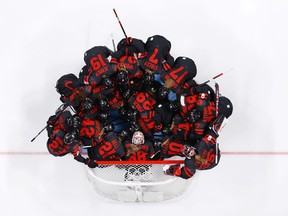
83, 46, 116, 88
78, 66, 121, 121
123, 76, 177, 138
46, 108, 98, 168
78, 118, 105, 147
159, 83, 216, 146
140, 35, 174, 76
124, 131, 156, 161
55, 73, 99, 120
87, 131, 126, 161
160, 56, 197, 94
110, 37, 146, 82
164, 96, 233, 179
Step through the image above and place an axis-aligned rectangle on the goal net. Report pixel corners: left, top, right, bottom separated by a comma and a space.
86, 159, 195, 202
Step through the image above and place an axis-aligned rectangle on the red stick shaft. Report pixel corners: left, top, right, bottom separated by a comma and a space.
202, 72, 223, 84
113, 8, 128, 39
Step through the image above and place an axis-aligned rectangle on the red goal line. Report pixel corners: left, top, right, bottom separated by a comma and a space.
222, 152, 288, 155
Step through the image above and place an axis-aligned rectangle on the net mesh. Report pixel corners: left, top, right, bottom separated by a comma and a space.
86, 160, 194, 202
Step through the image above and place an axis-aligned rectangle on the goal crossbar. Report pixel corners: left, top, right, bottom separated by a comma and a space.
96, 160, 184, 165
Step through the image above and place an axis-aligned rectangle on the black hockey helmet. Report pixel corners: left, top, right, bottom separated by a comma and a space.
195, 83, 215, 101
143, 73, 154, 83
145, 35, 171, 54
218, 96, 233, 118
117, 38, 128, 51
79, 65, 88, 78
78, 65, 88, 85
63, 131, 78, 146
98, 97, 110, 110
187, 109, 202, 123
56, 73, 80, 96
123, 88, 132, 100
84, 46, 112, 65
117, 71, 129, 85
103, 77, 113, 89
173, 57, 197, 79
66, 115, 82, 129
157, 86, 170, 100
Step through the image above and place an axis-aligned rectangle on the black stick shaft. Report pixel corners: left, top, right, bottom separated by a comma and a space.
30, 103, 69, 142
31, 126, 47, 142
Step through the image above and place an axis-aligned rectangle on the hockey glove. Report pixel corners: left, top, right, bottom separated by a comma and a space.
85, 158, 98, 168
164, 164, 181, 176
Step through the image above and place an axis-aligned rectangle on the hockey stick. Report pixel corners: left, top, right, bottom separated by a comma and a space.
200, 68, 233, 86
111, 33, 116, 52
215, 82, 219, 117
180, 70, 228, 106
30, 103, 69, 142
30, 126, 47, 143
201, 73, 223, 85
214, 82, 220, 164
113, 8, 140, 66
113, 8, 128, 39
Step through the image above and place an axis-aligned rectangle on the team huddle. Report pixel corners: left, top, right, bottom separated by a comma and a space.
45, 35, 233, 180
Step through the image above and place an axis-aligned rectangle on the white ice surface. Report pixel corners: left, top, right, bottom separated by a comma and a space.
1, 0, 288, 215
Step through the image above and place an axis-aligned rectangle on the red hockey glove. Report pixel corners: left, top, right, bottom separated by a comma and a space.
164, 164, 181, 176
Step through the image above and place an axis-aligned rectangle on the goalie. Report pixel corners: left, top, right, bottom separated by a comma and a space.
124, 131, 156, 161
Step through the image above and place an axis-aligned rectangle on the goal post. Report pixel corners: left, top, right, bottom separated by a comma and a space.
86, 159, 195, 202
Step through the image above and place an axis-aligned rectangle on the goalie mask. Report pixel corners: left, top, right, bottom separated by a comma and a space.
132, 131, 145, 145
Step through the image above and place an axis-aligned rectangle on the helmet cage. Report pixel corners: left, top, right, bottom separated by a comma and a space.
132, 131, 145, 145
